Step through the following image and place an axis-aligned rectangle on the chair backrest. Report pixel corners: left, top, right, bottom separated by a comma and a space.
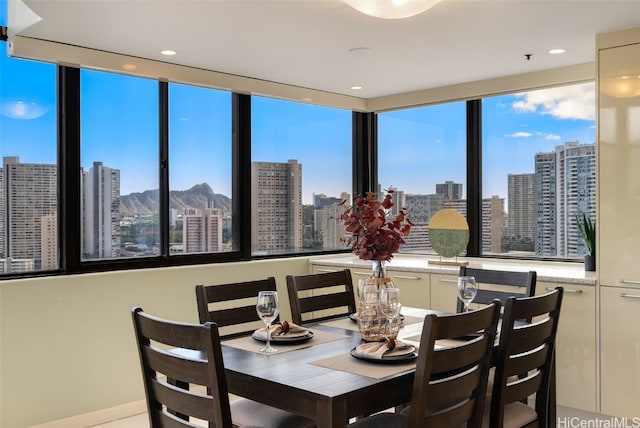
286, 269, 356, 325
458, 266, 537, 313
131, 307, 233, 428
407, 301, 501, 427
489, 287, 564, 428
195, 277, 277, 338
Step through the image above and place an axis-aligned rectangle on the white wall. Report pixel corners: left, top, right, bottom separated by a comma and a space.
0, 257, 311, 428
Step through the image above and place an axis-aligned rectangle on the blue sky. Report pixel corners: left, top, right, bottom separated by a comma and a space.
1, 1, 595, 204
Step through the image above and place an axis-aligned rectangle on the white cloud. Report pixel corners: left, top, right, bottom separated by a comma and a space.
507, 131, 533, 138
512, 82, 595, 120
544, 134, 561, 140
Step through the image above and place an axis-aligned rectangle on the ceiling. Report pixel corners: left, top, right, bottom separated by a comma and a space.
13, 0, 640, 99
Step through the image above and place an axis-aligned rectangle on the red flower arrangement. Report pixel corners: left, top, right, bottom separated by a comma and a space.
340, 189, 413, 261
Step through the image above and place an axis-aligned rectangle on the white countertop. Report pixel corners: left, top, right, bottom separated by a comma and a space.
309, 254, 597, 286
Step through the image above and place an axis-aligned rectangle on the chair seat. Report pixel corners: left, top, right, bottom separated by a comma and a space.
231, 398, 316, 428
482, 401, 538, 428
348, 412, 408, 428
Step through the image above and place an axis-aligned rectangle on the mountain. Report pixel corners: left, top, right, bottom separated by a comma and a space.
119, 183, 231, 215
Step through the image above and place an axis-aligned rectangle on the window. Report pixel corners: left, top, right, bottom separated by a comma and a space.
168, 83, 233, 255
251, 96, 352, 256
0, 45, 58, 274
80, 70, 159, 260
482, 82, 596, 259
378, 102, 467, 255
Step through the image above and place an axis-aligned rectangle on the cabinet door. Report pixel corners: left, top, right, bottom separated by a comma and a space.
601, 286, 640, 418
386, 271, 430, 309
430, 273, 458, 313
537, 282, 597, 412
598, 41, 640, 287
332, 265, 431, 309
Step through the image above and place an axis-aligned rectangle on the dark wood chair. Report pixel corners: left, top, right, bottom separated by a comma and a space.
458, 266, 537, 314
286, 269, 356, 325
196, 277, 278, 338
133, 306, 315, 428
132, 306, 234, 427
194, 279, 316, 428
483, 287, 564, 428
349, 301, 502, 428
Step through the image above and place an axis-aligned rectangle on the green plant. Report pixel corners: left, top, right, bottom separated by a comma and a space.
576, 213, 596, 256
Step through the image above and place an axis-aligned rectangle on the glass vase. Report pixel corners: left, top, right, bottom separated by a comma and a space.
357, 260, 401, 341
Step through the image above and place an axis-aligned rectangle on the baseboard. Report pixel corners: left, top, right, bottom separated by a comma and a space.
28, 400, 146, 428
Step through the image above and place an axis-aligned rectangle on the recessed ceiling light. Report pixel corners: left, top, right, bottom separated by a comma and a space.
548, 48, 566, 55
122, 64, 137, 71
350, 86, 363, 90
160, 50, 177, 56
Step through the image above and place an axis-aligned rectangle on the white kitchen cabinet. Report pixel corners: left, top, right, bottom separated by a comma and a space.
537, 281, 597, 412
429, 273, 459, 313
600, 286, 640, 417
597, 26, 640, 418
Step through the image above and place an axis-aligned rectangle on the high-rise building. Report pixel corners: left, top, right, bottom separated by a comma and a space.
436, 181, 463, 200
81, 161, 121, 259
317, 193, 349, 250
508, 173, 536, 248
251, 159, 303, 254
183, 208, 223, 253
483, 195, 504, 254
556, 142, 596, 256
1, 156, 57, 271
40, 213, 58, 270
535, 141, 595, 257
535, 151, 557, 256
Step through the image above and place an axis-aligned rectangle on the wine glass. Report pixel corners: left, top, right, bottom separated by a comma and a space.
379, 288, 401, 339
256, 290, 280, 353
457, 276, 478, 312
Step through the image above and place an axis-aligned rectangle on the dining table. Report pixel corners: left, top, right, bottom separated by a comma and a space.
216, 306, 556, 428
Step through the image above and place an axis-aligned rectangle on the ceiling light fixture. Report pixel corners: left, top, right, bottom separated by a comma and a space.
548, 48, 566, 54
160, 49, 177, 56
350, 85, 363, 90
342, 0, 443, 19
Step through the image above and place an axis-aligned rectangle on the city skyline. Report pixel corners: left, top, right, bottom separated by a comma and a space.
1, 42, 595, 205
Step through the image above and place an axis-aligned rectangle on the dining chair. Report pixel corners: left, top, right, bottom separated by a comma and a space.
349, 300, 502, 428
483, 287, 564, 428
286, 269, 356, 325
458, 266, 537, 314
196, 277, 278, 338
194, 279, 317, 428
133, 307, 315, 428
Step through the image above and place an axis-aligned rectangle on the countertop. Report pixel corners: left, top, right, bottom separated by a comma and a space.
309, 255, 597, 286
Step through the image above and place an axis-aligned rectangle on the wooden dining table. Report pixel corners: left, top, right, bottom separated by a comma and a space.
219, 307, 429, 428
218, 306, 556, 428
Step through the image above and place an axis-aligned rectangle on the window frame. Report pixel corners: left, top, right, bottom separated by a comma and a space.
0, 37, 592, 279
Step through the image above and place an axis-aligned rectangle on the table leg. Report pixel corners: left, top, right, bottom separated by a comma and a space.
316, 399, 347, 428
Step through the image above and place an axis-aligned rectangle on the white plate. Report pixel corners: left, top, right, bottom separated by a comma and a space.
251, 330, 314, 343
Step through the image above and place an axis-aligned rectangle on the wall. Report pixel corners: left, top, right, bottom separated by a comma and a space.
0, 257, 310, 428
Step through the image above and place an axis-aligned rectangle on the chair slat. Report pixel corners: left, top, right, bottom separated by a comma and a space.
151, 378, 214, 422
507, 319, 554, 354
286, 269, 356, 325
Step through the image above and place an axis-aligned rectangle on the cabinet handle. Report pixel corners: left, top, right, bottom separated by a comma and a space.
620, 279, 640, 285
439, 278, 458, 283
545, 287, 582, 294
316, 268, 338, 273
620, 293, 640, 299
353, 271, 371, 276
392, 275, 421, 280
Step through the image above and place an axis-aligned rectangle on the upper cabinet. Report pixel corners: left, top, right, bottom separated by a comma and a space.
598, 27, 640, 288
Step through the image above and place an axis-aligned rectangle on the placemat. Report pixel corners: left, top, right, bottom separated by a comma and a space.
319, 317, 360, 331
309, 352, 416, 379
222, 329, 349, 355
